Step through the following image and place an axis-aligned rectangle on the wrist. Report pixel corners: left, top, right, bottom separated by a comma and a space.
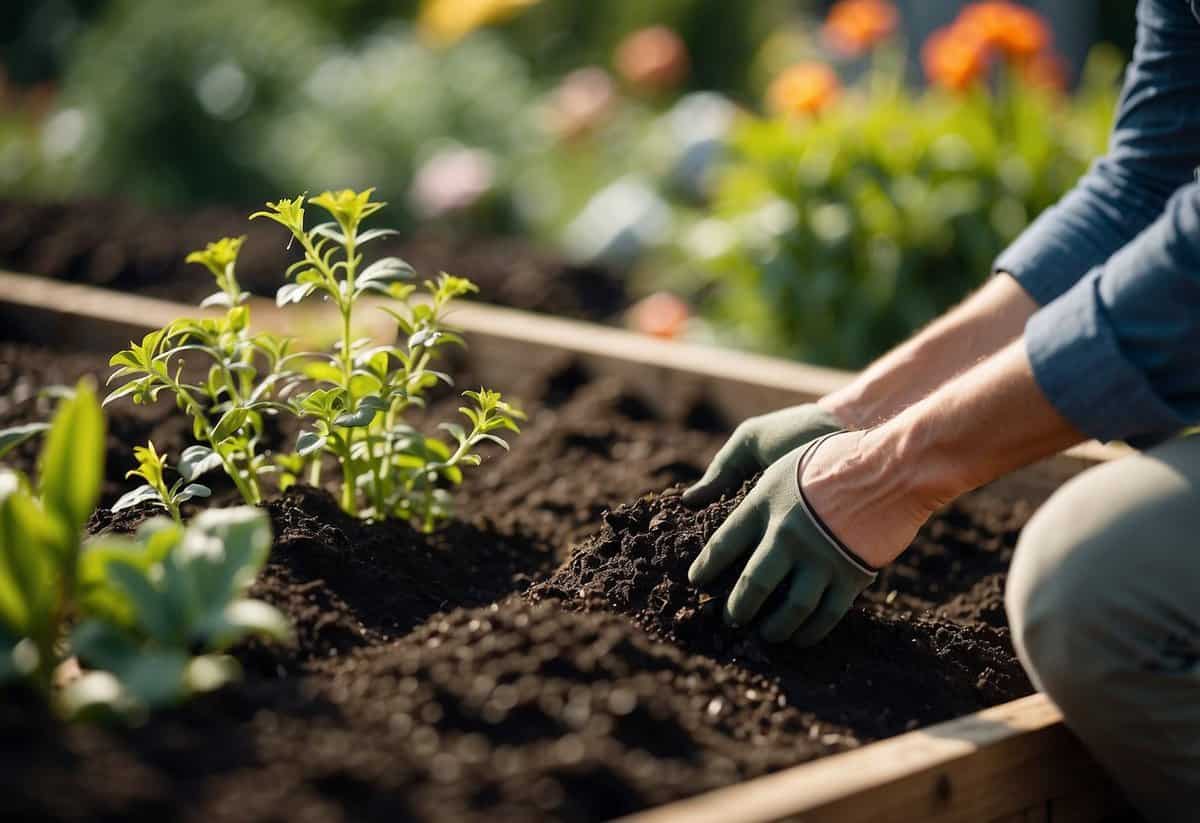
798, 429, 938, 568
860, 409, 973, 512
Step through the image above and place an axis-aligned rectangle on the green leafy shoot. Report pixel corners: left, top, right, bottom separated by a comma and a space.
0, 383, 290, 721
113, 442, 211, 523
0, 381, 103, 694
106, 236, 297, 506
65, 507, 291, 719
254, 188, 524, 528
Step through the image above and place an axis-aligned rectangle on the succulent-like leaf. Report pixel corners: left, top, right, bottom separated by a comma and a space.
178, 445, 224, 482
176, 484, 212, 503
111, 484, 163, 513
296, 431, 327, 457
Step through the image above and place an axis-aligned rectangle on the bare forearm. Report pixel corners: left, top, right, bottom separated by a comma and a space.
820, 273, 1037, 428
803, 338, 1085, 569
867, 338, 1084, 509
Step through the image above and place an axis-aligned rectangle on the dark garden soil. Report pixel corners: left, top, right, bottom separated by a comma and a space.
0, 340, 1039, 822
0, 198, 627, 322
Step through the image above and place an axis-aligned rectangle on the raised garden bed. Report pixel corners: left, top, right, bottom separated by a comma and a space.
0, 271, 1130, 822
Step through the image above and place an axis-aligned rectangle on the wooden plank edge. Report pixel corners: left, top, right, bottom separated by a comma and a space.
615, 693, 1120, 823
0, 270, 1129, 464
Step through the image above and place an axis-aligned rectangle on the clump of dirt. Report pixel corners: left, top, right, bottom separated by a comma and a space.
530, 484, 1033, 736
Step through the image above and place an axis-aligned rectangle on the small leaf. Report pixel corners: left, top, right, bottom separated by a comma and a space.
213, 599, 293, 646
59, 670, 131, 719
477, 433, 511, 450
183, 654, 240, 694
176, 484, 212, 503
107, 562, 178, 644
111, 484, 163, 513
408, 328, 438, 348
358, 257, 415, 284
211, 407, 248, 442
296, 431, 327, 457
310, 222, 346, 243
333, 406, 379, 428
276, 282, 317, 307
177, 507, 273, 615
39, 381, 105, 537
113, 649, 191, 708
0, 423, 49, 459
199, 292, 232, 309
102, 381, 142, 407
356, 228, 399, 244
302, 360, 343, 384
178, 445, 223, 481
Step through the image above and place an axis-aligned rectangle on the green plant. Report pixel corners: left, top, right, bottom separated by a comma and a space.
66, 507, 290, 718
253, 188, 524, 527
0, 381, 103, 695
0, 380, 289, 717
670, 49, 1120, 369
112, 442, 212, 523
106, 236, 295, 506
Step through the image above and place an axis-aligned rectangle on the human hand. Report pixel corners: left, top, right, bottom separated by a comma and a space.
687, 433, 878, 645
682, 404, 842, 508
688, 430, 930, 645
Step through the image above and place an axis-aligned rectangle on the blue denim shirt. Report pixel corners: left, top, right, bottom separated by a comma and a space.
994, 0, 1200, 444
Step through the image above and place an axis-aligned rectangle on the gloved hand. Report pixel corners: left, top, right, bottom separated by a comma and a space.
682, 404, 842, 508
688, 433, 878, 646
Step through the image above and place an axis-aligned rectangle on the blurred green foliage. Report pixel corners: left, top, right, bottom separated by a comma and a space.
670, 50, 1121, 369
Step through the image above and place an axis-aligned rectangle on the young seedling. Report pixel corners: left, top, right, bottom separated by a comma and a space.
106, 236, 295, 506
0, 379, 290, 718
67, 507, 291, 718
0, 381, 103, 696
252, 189, 524, 527
112, 442, 212, 523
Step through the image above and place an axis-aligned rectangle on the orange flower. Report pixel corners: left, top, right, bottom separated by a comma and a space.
615, 26, 690, 94
628, 292, 690, 339
824, 0, 898, 57
766, 63, 840, 118
957, 2, 1050, 59
921, 23, 990, 92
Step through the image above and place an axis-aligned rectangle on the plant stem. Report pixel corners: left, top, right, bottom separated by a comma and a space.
338, 301, 357, 514
171, 381, 260, 505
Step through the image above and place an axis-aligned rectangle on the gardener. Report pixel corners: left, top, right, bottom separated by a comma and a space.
683, 1, 1200, 819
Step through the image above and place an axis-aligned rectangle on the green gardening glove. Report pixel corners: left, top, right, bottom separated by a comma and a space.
687, 433, 878, 646
682, 404, 842, 508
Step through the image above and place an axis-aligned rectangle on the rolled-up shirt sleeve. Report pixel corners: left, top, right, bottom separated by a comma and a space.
995, 0, 1200, 306
1026, 182, 1200, 444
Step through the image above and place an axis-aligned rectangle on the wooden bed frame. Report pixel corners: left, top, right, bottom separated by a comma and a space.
0, 271, 1131, 822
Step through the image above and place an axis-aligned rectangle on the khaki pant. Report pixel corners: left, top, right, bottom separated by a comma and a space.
1007, 436, 1200, 823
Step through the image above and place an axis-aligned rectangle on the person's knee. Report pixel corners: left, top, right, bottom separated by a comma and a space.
1006, 523, 1100, 703
1005, 469, 1131, 703
1007, 443, 1200, 701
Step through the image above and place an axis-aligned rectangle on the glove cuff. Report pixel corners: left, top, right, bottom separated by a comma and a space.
795, 433, 880, 579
